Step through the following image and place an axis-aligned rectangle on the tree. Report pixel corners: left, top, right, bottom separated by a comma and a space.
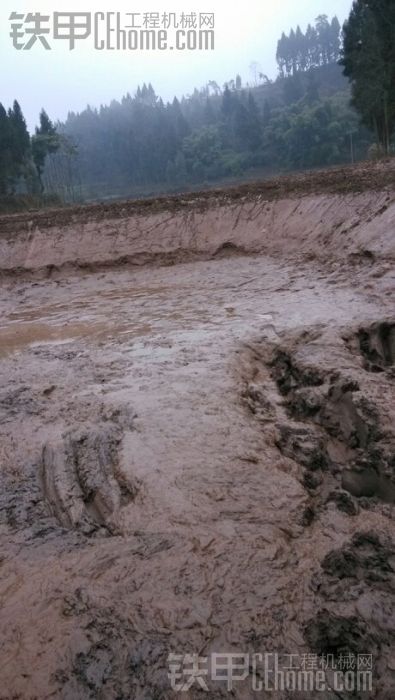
0, 104, 13, 194
315, 15, 331, 64
330, 16, 341, 62
306, 72, 320, 104
8, 101, 30, 169
276, 33, 288, 76
276, 17, 341, 76
306, 24, 318, 68
283, 73, 304, 105
289, 29, 297, 74
31, 109, 60, 191
341, 0, 395, 152
245, 93, 262, 149
262, 99, 272, 126
0, 101, 30, 194
208, 80, 221, 96
204, 97, 215, 124
182, 126, 223, 180
172, 97, 190, 140
221, 85, 234, 118
295, 25, 307, 71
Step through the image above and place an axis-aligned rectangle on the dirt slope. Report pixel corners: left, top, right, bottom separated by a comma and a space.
0, 161, 394, 699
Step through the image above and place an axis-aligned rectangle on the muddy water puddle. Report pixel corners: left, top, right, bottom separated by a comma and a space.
1, 276, 250, 357
0, 306, 216, 356
8, 285, 172, 323
0, 319, 153, 356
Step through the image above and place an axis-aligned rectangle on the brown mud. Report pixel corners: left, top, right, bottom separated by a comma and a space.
0, 160, 394, 698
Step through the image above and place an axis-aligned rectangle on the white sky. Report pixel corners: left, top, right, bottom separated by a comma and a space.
0, 0, 353, 131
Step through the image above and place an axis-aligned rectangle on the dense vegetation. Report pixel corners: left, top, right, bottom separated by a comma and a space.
276, 15, 341, 74
0, 105, 61, 197
341, 0, 395, 153
0, 10, 393, 206
0, 101, 31, 195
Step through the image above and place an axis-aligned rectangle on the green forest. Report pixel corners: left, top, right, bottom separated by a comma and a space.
1, 3, 394, 207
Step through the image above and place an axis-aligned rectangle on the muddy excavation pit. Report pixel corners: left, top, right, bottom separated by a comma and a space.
0, 162, 394, 698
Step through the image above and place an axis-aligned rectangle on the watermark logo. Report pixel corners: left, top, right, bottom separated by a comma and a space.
168, 652, 373, 693
9, 11, 215, 51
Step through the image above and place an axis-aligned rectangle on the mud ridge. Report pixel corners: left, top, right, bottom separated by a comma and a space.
356, 321, 395, 373
240, 322, 395, 692
41, 423, 141, 536
305, 530, 395, 689
242, 320, 395, 517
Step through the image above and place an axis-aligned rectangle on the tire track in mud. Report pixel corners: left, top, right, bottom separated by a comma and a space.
40, 406, 142, 536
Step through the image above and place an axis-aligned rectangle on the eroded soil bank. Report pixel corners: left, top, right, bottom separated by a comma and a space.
0, 160, 395, 277
0, 162, 394, 698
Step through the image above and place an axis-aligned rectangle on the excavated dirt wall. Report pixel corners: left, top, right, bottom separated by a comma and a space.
1, 163, 394, 275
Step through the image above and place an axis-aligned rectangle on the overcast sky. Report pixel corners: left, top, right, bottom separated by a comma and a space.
1, 0, 353, 131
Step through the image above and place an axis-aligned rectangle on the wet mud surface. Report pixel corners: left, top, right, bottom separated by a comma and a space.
0, 191, 394, 697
